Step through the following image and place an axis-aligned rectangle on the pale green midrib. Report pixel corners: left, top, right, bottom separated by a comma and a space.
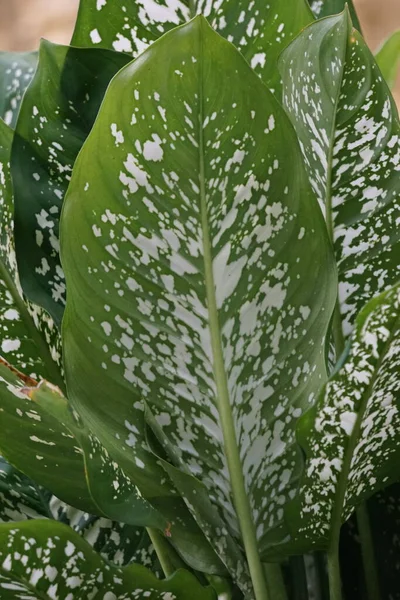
196, 22, 269, 600
0, 258, 64, 391
329, 311, 400, 552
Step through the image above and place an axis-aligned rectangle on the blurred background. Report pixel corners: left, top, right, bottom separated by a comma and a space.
0, 0, 399, 100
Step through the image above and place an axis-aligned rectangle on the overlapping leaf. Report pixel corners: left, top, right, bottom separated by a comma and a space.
0, 520, 216, 599
71, 0, 313, 93
11, 41, 130, 324
0, 52, 37, 128
0, 457, 159, 570
281, 284, 400, 554
61, 15, 336, 579
0, 118, 62, 384
279, 11, 400, 338
308, 0, 361, 31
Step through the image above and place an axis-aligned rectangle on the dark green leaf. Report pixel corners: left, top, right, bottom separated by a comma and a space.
0, 520, 216, 599
11, 41, 130, 324
61, 15, 336, 580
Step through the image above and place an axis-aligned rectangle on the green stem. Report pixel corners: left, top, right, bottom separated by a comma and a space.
327, 545, 342, 600
196, 18, 269, 600
264, 563, 288, 600
147, 528, 176, 578
356, 504, 381, 600
0, 260, 65, 392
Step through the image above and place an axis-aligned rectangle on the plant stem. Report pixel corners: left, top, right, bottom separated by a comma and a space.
356, 504, 381, 600
327, 544, 342, 600
147, 528, 176, 578
264, 563, 288, 600
196, 18, 269, 600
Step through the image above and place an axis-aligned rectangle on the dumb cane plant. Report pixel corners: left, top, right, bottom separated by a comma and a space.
1, 0, 400, 598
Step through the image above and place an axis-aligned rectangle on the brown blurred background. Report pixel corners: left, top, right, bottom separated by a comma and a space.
0, 0, 399, 100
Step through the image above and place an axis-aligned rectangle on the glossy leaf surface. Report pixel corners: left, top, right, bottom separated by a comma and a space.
72, 0, 313, 93
280, 11, 400, 338
11, 41, 130, 324
61, 15, 336, 574
0, 520, 216, 599
309, 0, 361, 31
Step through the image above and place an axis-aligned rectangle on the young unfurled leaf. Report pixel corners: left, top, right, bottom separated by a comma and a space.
0, 520, 216, 599
279, 11, 400, 338
72, 0, 313, 93
61, 16, 336, 583
280, 284, 400, 555
0, 52, 37, 128
11, 41, 130, 325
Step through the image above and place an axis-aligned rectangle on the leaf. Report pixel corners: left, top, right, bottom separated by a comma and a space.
0, 457, 48, 523
279, 10, 400, 339
61, 14, 336, 577
375, 30, 400, 90
309, 0, 361, 32
71, 0, 313, 94
0, 118, 63, 385
11, 41, 130, 325
0, 520, 216, 599
281, 283, 400, 554
0, 52, 37, 128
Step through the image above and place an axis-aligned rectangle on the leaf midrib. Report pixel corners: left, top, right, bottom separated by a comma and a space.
195, 18, 268, 600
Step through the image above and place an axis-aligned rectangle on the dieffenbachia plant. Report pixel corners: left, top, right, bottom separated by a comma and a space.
0, 0, 400, 599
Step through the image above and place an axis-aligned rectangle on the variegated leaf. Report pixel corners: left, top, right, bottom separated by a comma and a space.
0, 520, 216, 599
281, 283, 400, 554
71, 0, 313, 94
61, 16, 336, 580
0, 52, 37, 128
279, 10, 400, 338
11, 41, 130, 325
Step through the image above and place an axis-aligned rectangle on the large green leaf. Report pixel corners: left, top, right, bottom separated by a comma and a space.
0, 52, 37, 128
71, 0, 313, 93
279, 10, 400, 339
11, 41, 130, 325
281, 283, 400, 554
61, 15, 336, 583
375, 30, 400, 90
0, 520, 216, 599
0, 118, 63, 385
309, 0, 361, 31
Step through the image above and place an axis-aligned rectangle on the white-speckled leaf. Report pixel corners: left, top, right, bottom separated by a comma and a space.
0, 118, 63, 385
281, 283, 400, 553
71, 0, 313, 94
0, 520, 216, 599
11, 41, 130, 325
61, 16, 336, 567
0, 52, 37, 128
308, 0, 361, 31
279, 11, 400, 338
